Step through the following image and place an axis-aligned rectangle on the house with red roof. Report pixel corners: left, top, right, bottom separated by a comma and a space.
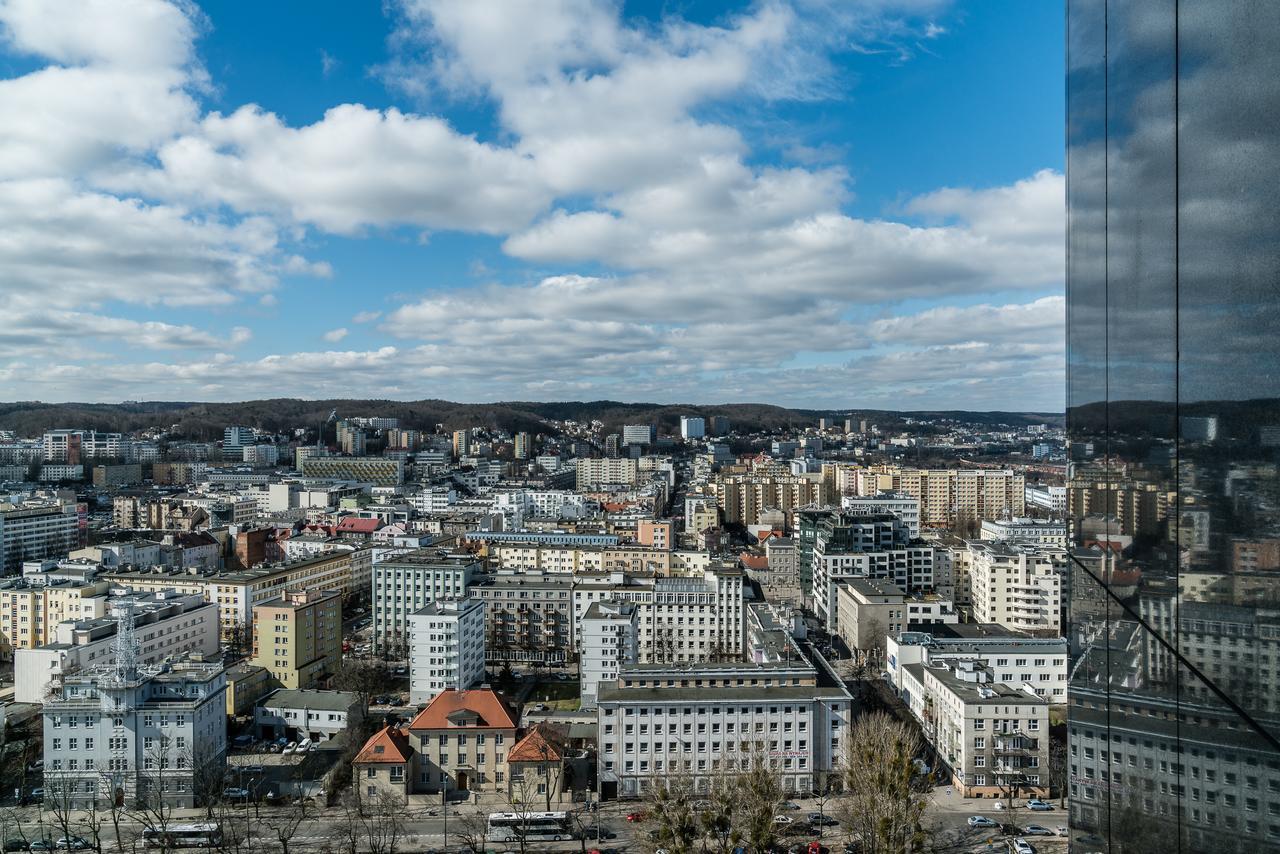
506, 722, 578, 807
353, 725, 415, 804
336, 515, 383, 539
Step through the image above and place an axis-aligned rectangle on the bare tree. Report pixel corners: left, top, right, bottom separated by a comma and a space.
643, 776, 700, 854
1047, 736, 1068, 808
836, 713, 928, 854
734, 748, 785, 854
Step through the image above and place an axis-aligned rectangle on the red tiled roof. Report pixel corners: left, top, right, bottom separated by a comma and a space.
739, 553, 769, 571
408, 689, 518, 731
507, 723, 566, 763
336, 517, 382, 534
354, 726, 413, 765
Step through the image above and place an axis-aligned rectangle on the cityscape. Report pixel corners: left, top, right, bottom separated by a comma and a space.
0, 2, 1276, 854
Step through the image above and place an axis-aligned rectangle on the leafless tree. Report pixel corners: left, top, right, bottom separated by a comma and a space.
448, 811, 491, 854
1047, 736, 1068, 808
351, 789, 406, 854
643, 775, 700, 854
835, 713, 928, 854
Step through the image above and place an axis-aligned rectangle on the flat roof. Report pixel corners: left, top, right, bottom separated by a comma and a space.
259, 688, 359, 712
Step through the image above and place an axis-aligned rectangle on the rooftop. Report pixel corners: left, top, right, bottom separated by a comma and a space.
259, 688, 360, 712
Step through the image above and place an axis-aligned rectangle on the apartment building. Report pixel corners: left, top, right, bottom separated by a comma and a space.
0, 502, 79, 573
300, 456, 405, 486
853, 467, 1025, 528
680, 417, 705, 440
101, 549, 358, 643
968, 542, 1067, 634
711, 473, 825, 526
14, 591, 218, 703
683, 495, 720, 536
808, 513, 934, 630
575, 458, 639, 489
407, 598, 486, 704
595, 650, 853, 799
839, 492, 921, 537
492, 543, 705, 576
371, 550, 479, 652
0, 576, 111, 653
41, 429, 122, 463
250, 588, 342, 690
834, 579, 956, 655
898, 658, 1049, 798
580, 601, 638, 709
468, 573, 574, 665
886, 629, 1068, 703
978, 518, 1068, 547
42, 651, 227, 809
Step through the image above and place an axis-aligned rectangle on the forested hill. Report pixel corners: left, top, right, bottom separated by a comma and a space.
0, 399, 1063, 442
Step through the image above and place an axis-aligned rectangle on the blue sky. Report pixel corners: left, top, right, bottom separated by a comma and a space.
0, 0, 1065, 410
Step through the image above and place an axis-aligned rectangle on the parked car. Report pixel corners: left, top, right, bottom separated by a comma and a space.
26, 760, 42, 772
27, 840, 52, 852
222, 787, 251, 800
4, 840, 28, 852
806, 813, 839, 827
779, 801, 801, 811
1011, 839, 1035, 854
387, 696, 405, 707
297, 738, 313, 750
772, 815, 794, 825
1022, 825, 1054, 837
1026, 800, 1053, 811
54, 838, 90, 850
967, 816, 998, 828
243, 764, 265, 775
27, 789, 44, 801
625, 812, 647, 822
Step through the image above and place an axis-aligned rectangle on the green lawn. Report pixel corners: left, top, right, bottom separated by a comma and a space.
530, 679, 580, 710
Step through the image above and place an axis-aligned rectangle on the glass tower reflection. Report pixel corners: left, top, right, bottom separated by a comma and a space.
1067, 1, 1280, 852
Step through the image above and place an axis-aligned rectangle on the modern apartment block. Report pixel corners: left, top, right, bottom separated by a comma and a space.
839, 492, 922, 537
468, 573, 574, 665
250, 588, 342, 690
0, 502, 79, 573
41, 632, 227, 809
886, 630, 1068, 703
575, 457, 639, 488
711, 472, 826, 526
371, 550, 478, 652
807, 512, 934, 630
579, 601, 638, 709
621, 424, 656, 445
978, 518, 1068, 547
852, 466, 1025, 528
299, 455, 404, 486
1065, 2, 1280, 851
968, 542, 1066, 634
898, 658, 1049, 798
407, 598, 486, 704
834, 579, 956, 656
679, 417, 705, 440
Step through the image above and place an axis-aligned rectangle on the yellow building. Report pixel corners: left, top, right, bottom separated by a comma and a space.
0, 579, 109, 653
251, 588, 343, 690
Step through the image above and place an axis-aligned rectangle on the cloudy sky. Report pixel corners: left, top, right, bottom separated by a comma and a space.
0, 0, 1064, 410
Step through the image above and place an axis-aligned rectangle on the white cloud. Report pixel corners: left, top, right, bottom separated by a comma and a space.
352, 311, 382, 323
322, 327, 349, 342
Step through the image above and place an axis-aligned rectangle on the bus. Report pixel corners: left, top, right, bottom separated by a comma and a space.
142, 823, 223, 848
486, 811, 573, 842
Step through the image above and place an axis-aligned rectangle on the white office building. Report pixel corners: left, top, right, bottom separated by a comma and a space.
579, 601, 638, 709
621, 425, 656, 446
680, 417, 706, 440
969, 542, 1068, 634
223, 426, 256, 449
978, 518, 1068, 547
886, 630, 1068, 702
407, 598, 486, 704
41, 620, 227, 809
839, 492, 921, 538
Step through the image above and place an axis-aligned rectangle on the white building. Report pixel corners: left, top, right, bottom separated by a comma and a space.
575, 458, 639, 489
223, 426, 256, 449
595, 646, 852, 798
897, 658, 1049, 798
253, 688, 361, 742
241, 444, 279, 467
410, 486, 458, 515
42, 430, 122, 462
0, 502, 79, 574
978, 517, 1068, 547
15, 591, 219, 704
371, 550, 479, 652
839, 492, 921, 538
680, 417, 706, 440
407, 598, 486, 704
1024, 484, 1067, 515
968, 542, 1068, 634
579, 601, 638, 709
886, 630, 1068, 703
810, 515, 934, 631
622, 425, 656, 446
42, 633, 227, 810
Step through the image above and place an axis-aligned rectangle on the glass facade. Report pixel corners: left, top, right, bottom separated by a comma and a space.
1067, 1, 1280, 852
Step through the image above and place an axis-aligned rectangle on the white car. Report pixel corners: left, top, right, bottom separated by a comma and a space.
281, 742, 297, 755
967, 816, 998, 829
297, 738, 313, 750
992, 801, 1006, 810
772, 815, 794, 825
1012, 839, 1035, 854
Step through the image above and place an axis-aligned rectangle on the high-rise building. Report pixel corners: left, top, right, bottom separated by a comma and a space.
513, 431, 531, 459
223, 425, 255, 449
708, 415, 730, 436
603, 433, 621, 458
407, 598, 485, 704
1066, 3, 1280, 852
452, 429, 471, 458
621, 424, 655, 445
0, 502, 79, 574
250, 588, 342, 690
679, 416, 705, 440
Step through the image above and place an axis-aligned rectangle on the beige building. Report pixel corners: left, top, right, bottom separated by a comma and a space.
0, 578, 110, 652
968, 542, 1067, 634
492, 543, 710, 576
575, 458, 639, 488
354, 725, 415, 803
251, 588, 342, 690
711, 473, 826, 526
835, 579, 909, 654
101, 549, 358, 643
407, 688, 519, 795
852, 466, 1026, 528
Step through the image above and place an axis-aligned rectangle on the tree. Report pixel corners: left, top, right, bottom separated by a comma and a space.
1047, 735, 1069, 808
734, 749, 785, 854
836, 713, 928, 854
643, 776, 700, 854
331, 659, 392, 716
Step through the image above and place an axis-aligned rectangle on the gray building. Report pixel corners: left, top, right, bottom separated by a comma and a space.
371, 549, 479, 653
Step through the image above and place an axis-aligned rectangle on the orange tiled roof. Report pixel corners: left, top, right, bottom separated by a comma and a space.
739, 553, 769, 570
507, 723, 566, 763
353, 725, 413, 765
408, 689, 518, 731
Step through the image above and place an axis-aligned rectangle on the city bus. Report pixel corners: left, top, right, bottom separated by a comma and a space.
142, 823, 223, 848
486, 811, 573, 842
